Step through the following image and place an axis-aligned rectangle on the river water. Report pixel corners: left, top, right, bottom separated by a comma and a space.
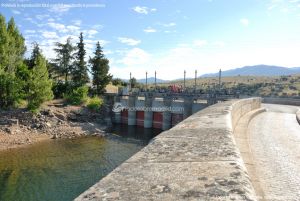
0, 124, 161, 201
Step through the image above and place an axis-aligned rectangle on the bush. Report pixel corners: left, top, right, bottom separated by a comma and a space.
27, 55, 53, 112
65, 85, 88, 105
0, 73, 23, 108
87, 96, 103, 111
52, 81, 71, 98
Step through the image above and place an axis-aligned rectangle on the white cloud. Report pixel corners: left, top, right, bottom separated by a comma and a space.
48, 22, 67, 32
119, 48, 151, 66
85, 30, 98, 38
213, 41, 225, 47
25, 30, 36, 34
163, 22, 176, 27
92, 24, 103, 30
41, 31, 59, 39
72, 20, 82, 26
240, 18, 249, 26
47, 23, 81, 34
132, 6, 157, 14
144, 27, 157, 33
193, 40, 207, 47
36, 14, 50, 20
118, 37, 141, 46
12, 10, 21, 15
67, 25, 80, 32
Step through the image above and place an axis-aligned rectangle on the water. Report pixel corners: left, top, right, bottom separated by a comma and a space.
0, 124, 161, 201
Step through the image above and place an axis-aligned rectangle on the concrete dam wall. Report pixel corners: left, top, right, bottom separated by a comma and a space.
76, 98, 262, 201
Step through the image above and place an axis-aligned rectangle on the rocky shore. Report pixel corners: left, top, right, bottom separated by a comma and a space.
0, 100, 107, 151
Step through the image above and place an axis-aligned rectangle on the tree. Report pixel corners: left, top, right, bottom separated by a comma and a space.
130, 77, 139, 88
25, 42, 41, 69
0, 14, 9, 74
112, 78, 127, 86
89, 41, 112, 95
0, 15, 26, 108
72, 32, 89, 86
27, 53, 53, 111
6, 17, 26, 73
53, 37, 76, 82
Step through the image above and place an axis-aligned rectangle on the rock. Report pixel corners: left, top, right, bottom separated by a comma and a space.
51, 133, 58, 139
55, 113, 66, 121
4, 127, 13, 134
26, 138, 31, 143
8, 119, 19, 126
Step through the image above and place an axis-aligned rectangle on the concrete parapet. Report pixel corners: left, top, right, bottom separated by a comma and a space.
76, 98, 262, 201
296, 109, 300, 125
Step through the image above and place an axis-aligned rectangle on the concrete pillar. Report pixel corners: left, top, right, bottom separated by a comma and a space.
144, 94, 153, 128
113, 95, 122, 124
104, 95, 113, 127
183, 96, 193, 119
128, 95, 137, 126
162, 97, 172, 130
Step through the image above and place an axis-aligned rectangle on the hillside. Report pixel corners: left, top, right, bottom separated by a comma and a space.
201, 65, 300, 77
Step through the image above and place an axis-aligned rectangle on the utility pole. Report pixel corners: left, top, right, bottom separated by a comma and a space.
146, 71, 148, 90
218, 69, 222, 91
194, 70, 197, 91
155, 71, 157, 88
184, 70, 186, 91
129, 72, 132, 92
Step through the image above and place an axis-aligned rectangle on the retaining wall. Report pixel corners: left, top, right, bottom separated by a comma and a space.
75, 98, 261, 201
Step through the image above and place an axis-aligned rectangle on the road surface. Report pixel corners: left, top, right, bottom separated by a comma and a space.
248, 104, 300, 201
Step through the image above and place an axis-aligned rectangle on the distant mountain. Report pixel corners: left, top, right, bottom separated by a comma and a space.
137, 77, 169, 84
201, 65, 300, 77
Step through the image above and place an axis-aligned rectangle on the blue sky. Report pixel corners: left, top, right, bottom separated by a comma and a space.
1, 0, 300, 79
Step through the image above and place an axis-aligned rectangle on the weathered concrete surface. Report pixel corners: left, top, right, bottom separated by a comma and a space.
296, 109, 300, 124
248, 104, 300, 201
234, 108, 267, 200
75, 98, 261, 201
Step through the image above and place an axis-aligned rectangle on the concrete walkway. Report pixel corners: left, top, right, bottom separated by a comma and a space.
248, 104, 300, 201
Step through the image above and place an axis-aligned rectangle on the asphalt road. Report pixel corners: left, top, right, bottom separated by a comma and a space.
248, 104, 300, 201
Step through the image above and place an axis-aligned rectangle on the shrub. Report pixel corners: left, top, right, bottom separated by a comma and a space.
65, 85, 88, 105
52, 81, 70, 99
27, 55, 53, 112
87, 96, 103, 111
0, 73, 23, 108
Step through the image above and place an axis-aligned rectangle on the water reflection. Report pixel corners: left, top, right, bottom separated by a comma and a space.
0, 124, 161, 201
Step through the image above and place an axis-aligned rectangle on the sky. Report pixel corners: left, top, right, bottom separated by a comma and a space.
1, 0, 300, 80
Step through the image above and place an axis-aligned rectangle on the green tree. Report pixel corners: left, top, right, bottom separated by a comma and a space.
27, 53, 53, 111
0, 15, 26, 108
0, 73, 22, 108
53, 37, 76, 82
6, 17, 26, 73
89, 41, 112, 95
0, 14, 9, 74
25, 42, 41, 69
112, 78, 127, 86
72, 32, 89, 86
